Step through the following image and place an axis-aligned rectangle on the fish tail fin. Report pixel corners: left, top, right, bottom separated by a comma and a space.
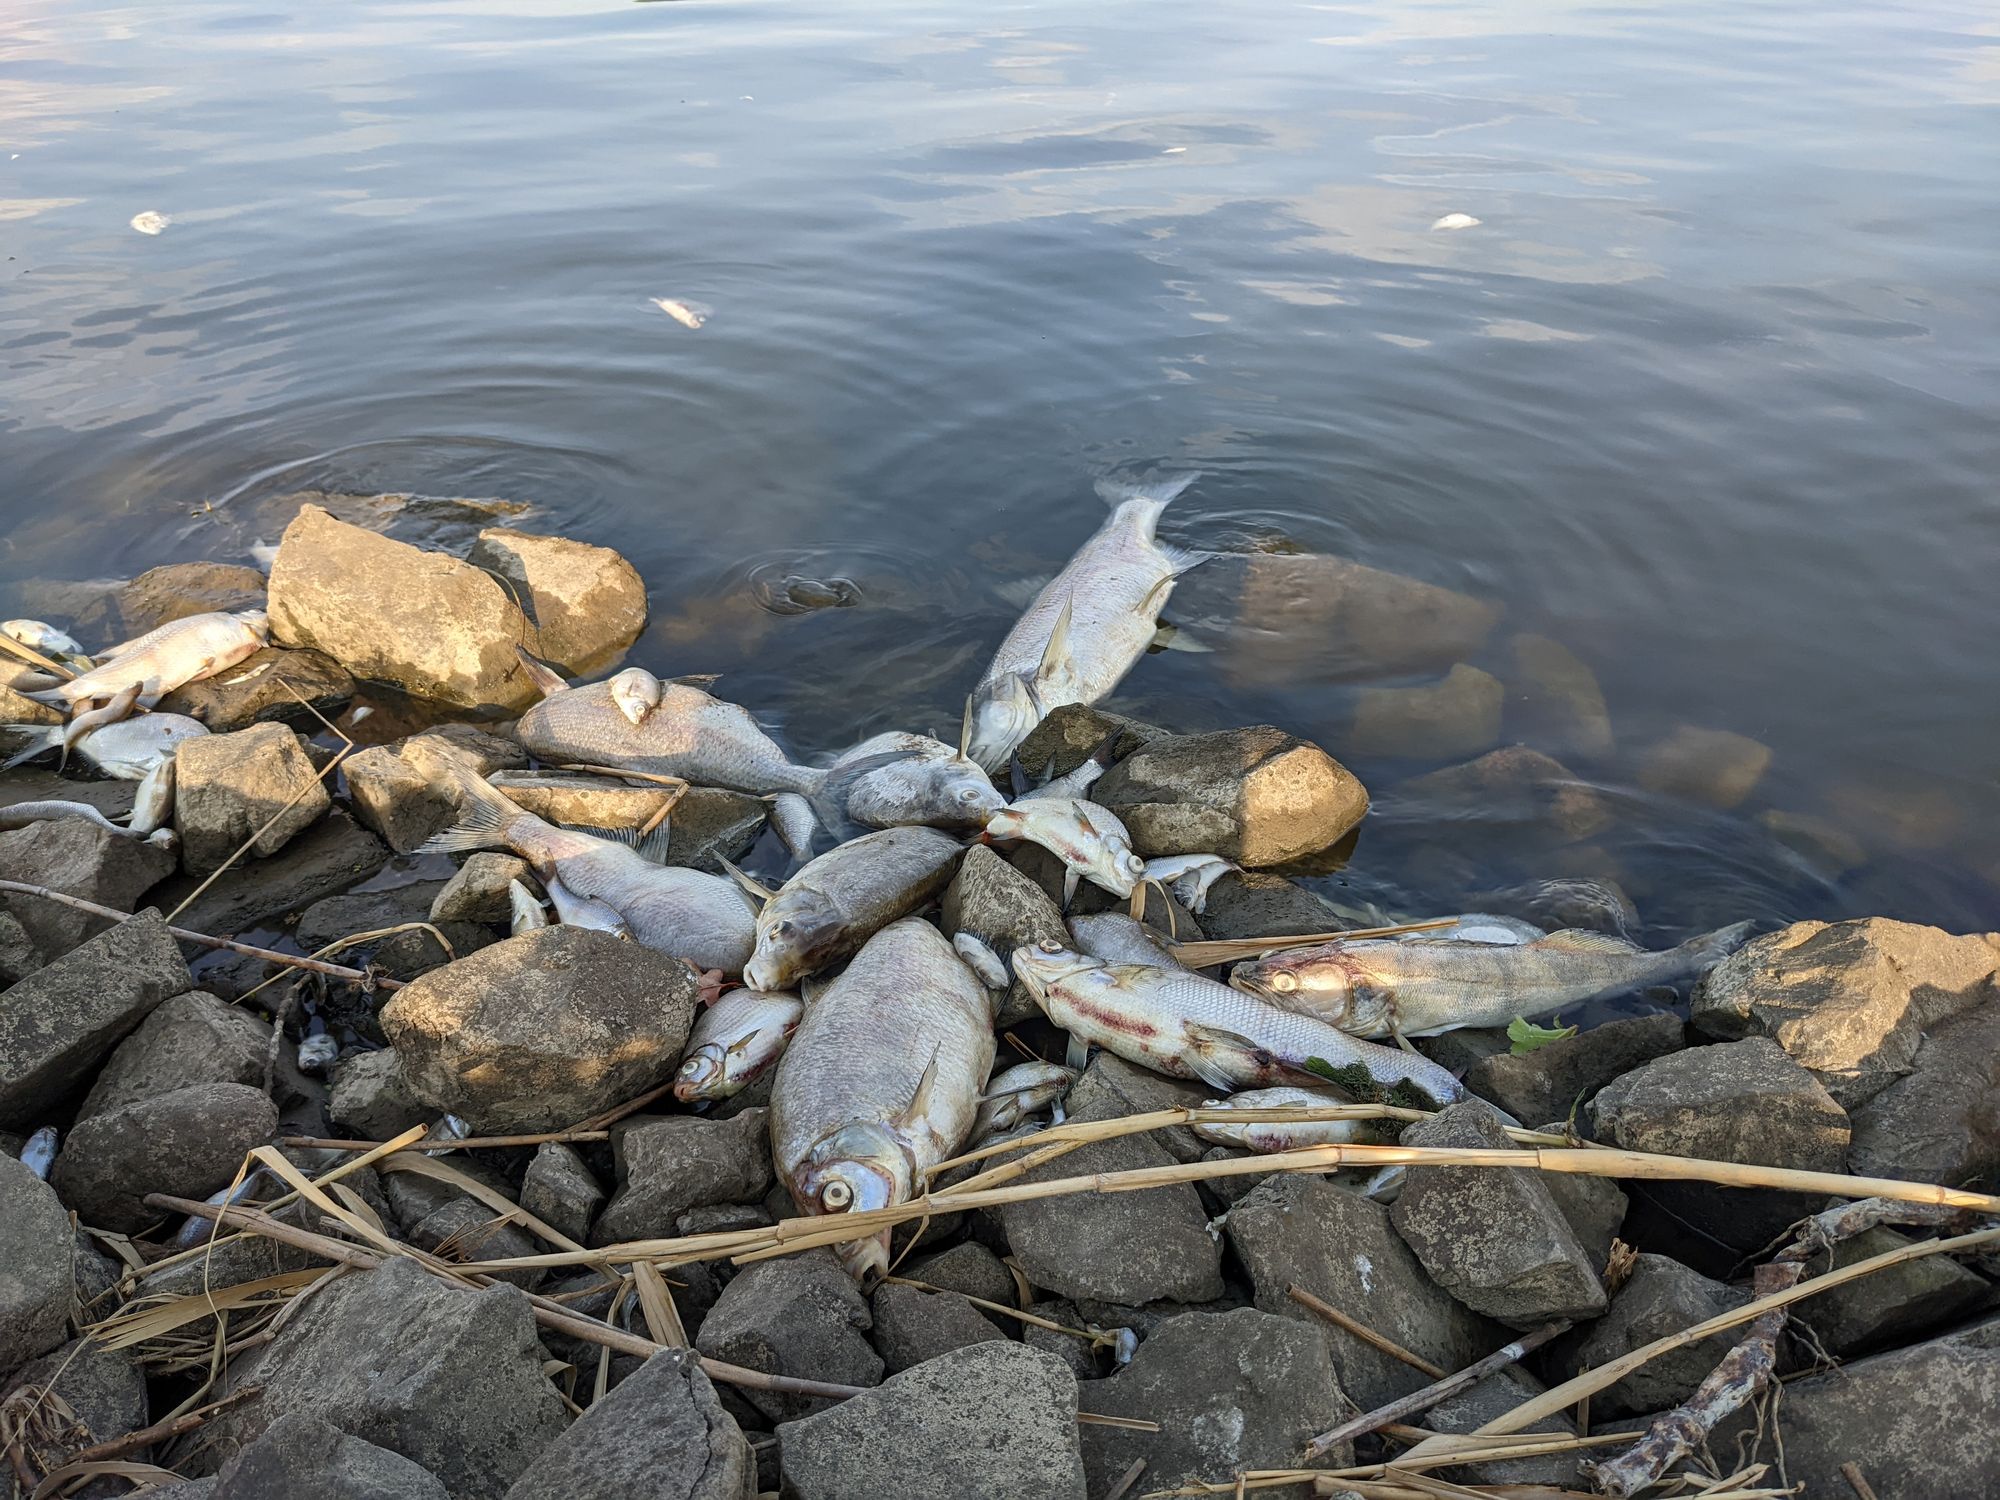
1, 726, 60, 770
415, 757, 524, 855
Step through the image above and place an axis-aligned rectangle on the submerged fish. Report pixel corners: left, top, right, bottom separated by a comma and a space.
50, 610, 267, 707
770, 919, 995, 1280
1011, 940, 1467, 1109
1191, 1086, 1372, 1154
1067, 912, 1184, 968
964, 473, 1206, 771
743, 825, 964, 992
1228, 923, 1758, 1040
421, 759, 757, 972
2, 711, 208, 778
821, 732, 1004, 835
674, 988, 804, 1102
971, 1060, 1079, 1137
983, 796, 1146, 902
0, 800, 175, 848
1140, 853, 1238, 914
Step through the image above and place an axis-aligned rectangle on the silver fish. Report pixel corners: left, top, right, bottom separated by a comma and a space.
983, 796, 1145, 902
674, 988, 804, 1102
1229, 923, 1757, 1040
965, 473, 1205, 770
1011, 940, 1467, 1108
421, 759, 757, 972
0, 800, 175, 848
1191, 1086, 1371, 1153
743, 826, 964, 992
821, 731, 1005, 835
3, 712, 208, 778
1067, 912, 1184, 968
608, 667, 663, 726
507, 879, 550, 934
19, 1125, 58, 1179
971, 1060, 1079, 1137
52, 610, 267, 707
1140, 853, 1238, 914
770, 919, 996, 1280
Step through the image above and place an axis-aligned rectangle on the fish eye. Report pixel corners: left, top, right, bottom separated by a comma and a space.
1270, 972, 1298, 993
821, 1180, 853, 1211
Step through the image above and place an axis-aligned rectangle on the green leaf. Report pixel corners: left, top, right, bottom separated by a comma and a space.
1507, 1016, 1577, 1055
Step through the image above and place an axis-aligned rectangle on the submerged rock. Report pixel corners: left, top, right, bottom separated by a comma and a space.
1348, 663, 1505, 762
381, 927, 700, 1134
78, 989, 270, 1123
52, 1080, 278, 1232
212, 1412, 448, 1500
0, 818, 176, 961
0, 1154, 75, 1380
1634, 724, 1771, 809
173, 723, 331, 875
467, 527, 648, 678
1090, 725, 1368, 866
693, 1250, 883, 1424
1505, 633, 1613, 759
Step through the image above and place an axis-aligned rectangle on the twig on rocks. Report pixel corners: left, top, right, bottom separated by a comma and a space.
1287, 1285, 1447, 1380
1302, 1322, 1570, 1459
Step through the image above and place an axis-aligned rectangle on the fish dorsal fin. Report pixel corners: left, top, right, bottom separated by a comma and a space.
513, 645, 570, 700
715, 855, 775, 905
895, 1048, 943, 1129
1035, 595, 1075, 684
1533, 929, 1643, 955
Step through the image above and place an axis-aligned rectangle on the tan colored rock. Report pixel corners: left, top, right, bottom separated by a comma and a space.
1349, 664, 1504, 761
467, 528, 646, 677
1634, 724, 1770, 809
1505, 633, 1612, 759
266, 504, 538, 711
173, 723, 330, 875
1229, 553, 1499, 685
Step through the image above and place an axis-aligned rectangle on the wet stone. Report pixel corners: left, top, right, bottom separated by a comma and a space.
591, 1109, 772, 1245
173, 722, 331, 875
519, 1140, 604, 1243
1348, 663, 1505, 763
0, 819, 176, 964
78, 989, 271, 1123
52, 1080, 279, 1232
1462, 1012, 1685, 1126
693, 1249, 884, 1424
869, 1283, 1008, 1373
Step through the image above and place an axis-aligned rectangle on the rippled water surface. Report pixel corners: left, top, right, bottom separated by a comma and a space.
5, 0, 1998, 937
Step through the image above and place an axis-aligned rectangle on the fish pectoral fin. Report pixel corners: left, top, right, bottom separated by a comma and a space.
1534, 929, 1644, 955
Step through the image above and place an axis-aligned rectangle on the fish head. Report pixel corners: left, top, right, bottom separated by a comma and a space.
673, 1043, 730, 1103
1009, 938, 1105, 1004
608, 668, 663, 726
964, 673, 1041, 773
795, 1121, 912, 1282
744, 890, 841, 993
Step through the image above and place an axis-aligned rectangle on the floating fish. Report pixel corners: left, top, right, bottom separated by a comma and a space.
1011, 939, 1467, 1108
674, 988, 804, 1102
1228, 923, 1757, 1040
770, 919, 995, 1280
964, 472, 1206, 771
1190, 1086, 1371, 1153
983, 796, 1146, 903
2, 712, 208, 778
46, 610, 267, 709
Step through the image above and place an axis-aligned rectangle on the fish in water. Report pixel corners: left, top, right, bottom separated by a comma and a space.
770, 919, 995, 1280
983, 796, 1146, 903
45, 610, 267, 708
0, 800, 176, 848
742, 825, 965, 992
970, 1059, 1079, 1137
1011, 939, 1467, 1109
420, 757, 757, 973
820, 731, 1005, 835
674, 988, 804, 1103
964, 472, 1206, 771
1139, 853, 1238, 914
2, 712, 208, 777
1190, 1086, 1372, 1154
1228, 923, 1758, 1040
1067, 912, 1184, 968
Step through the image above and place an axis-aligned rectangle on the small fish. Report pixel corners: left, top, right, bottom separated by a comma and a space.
674, 988, 804, 1102
1140, 853, 1238, 914
1011, 939, 1467, 1108
1067, 912, 1184, 968
1228, 923, 1758, 1040
983, 796, 1146, 903
0, 799, 175, 847
19, 1126, 58, 1179
743, 826, 965, 992
48, 610, 268, 708
2, 620, 86, 658
2, 712, 208, 777
971, 1060, 1079, 1137
130, 210, 171, 235
651, 297, 707, 329
507, 878, 550, 934
1191, 1086, 1371, 1153
820, 731, 1005, 836
170, 1170, 273, 1250
770, 919, 995, 1280
608, 667, 663, 727
964, 472, 1206, 771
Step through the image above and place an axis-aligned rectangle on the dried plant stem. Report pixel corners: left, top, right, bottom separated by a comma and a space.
1287, 1285, 1447, 1380
1303, 1322, 1570, 1459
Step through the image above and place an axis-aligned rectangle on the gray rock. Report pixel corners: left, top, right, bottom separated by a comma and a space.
0, 818, 176, 962
467, 527, 648, 678
430, 853, 532, 925
1425, 1370, 1578, 1488
213, 1411, 448, 1500
1394, 744, 1613, 842
75, 561, 268, 640
1390, 1104, 1606, 1326
1692, 918, 2000, 1109
1226, 553, 1499, 686
1225, 1174, 1496, 1409
1091, 725, 1368, 867
52, 1081, 279, 1232
1348, 664, 1504, 762
1550, 1254, 1750, 1419
205, 1258, 570, 1499
268, 504, 542, 712
1505, 633, 1613, 760
1196, 871, 1344, 941
1847, 1002, 2000, 1188
521, 1141, 604, 1243
2, 1337, 149, 1474
693, 1250, 884, 1423
1078, 1307, 1351, 1490
777, 1341, 1084, 1500
906, 1242, 1017, 1309
0, 1156, 77, 1380
1794, 1226, 1992, 1359
1463, 1013, 1685, 1128
939, 845, 1069, 1027
1012, 705, 1165, 781
160, 647, 356, 734
342, 725, 529, 854
382, 927, 699, 1133
79, 990, 271, 1123
870, 1283, 1008, 1373
329, 1050, 434, 1140
505, 1350, 752, 1500
152, 810, 389, 937
1634, 724, 1771, 810
1592, 1038, 1850, 1253
0, 910, 191, 1128
173, 723, 331, 875
592, 1110, 772, 1245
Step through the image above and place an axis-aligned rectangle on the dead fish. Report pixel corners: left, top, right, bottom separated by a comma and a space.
1067, 912, 1184, 968
1011, 939, 1467, 1108
170, 1170, 273, 1250
674, 988, 804, 1102
964, 473, 1206, 771
1139, 853, 1237, 914
971, 1060, 1079, 1137
983, 796, 1145, 903
46, 610, 268, 708
0, 799, 176, 848
608, 667, 663, 727
1191, 1086, 1371, 1153
770, 919, 995, 1280
2, 712, 208, 777
742, 826, 964, 992
820, 731, 1004, 835
421, 758, 756, 972
19, 1126, 58, 1179
507, 879, 550, 934
1228, 922, 1758, 1040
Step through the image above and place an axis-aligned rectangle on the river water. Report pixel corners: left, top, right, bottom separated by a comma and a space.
4, 0, 1997, 939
